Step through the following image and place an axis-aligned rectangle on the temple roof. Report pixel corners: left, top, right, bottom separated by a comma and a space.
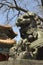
0, 39, 16, 48
0, 25, 17, 39
0, 39, 16, 45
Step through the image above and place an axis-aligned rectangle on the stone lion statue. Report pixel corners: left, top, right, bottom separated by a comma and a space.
10, 11, 43, 60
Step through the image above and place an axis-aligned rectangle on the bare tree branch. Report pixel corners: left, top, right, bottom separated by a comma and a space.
0, 0, 42, 26
0, 2, 28, 12
15, 6, 28, 12
17, 11, 20, 16
13, 0, 18, 7
7, 9, 10, 21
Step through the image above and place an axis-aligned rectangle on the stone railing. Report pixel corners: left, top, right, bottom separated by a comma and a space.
0, 59, 43, 65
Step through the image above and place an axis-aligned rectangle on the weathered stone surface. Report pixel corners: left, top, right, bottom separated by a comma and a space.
16, 11, 43, 60
0, 60, 43, 65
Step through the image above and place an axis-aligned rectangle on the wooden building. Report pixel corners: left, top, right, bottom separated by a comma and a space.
0, 25, 17, 61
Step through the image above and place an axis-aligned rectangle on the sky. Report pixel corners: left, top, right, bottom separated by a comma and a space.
0, 0, 43, 42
